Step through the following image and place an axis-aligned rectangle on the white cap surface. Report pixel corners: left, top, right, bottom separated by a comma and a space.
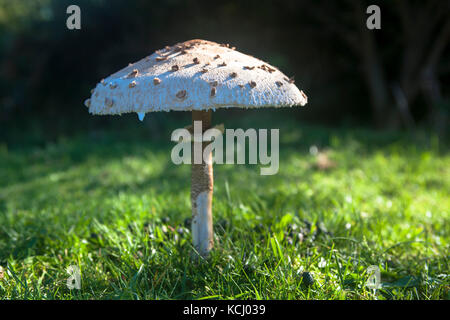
85, 39, 307, 114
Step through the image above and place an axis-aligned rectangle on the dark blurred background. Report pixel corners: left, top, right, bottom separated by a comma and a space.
0, 0, 448, 147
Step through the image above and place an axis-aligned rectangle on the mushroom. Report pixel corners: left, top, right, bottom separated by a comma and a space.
84, 39, 308, 258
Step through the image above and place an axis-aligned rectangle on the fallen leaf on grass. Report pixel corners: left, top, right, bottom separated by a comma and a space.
315, 152, 337, 170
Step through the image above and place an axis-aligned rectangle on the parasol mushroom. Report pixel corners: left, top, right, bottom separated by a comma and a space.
84, 39, 307, 258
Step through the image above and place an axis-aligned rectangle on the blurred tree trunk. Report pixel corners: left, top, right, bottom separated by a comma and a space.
352, 1, 393, 129
420, 19, 450, 135
395, 1, 450, 132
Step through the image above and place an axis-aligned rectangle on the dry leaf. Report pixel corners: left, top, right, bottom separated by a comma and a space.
316, 152, 336, 170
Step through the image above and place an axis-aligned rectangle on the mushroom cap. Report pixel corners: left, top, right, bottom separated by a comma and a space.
85, 39, 307, 114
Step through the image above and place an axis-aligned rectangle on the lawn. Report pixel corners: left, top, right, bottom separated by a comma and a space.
0, 111, 448, 299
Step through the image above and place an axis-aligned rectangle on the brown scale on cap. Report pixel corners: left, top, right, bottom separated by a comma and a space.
84, 98, 91, 107
90, 89, 94, 94
153, 77, 161, 85
126, 69, 139, 78
129, 81, 137, 88
210, 80, 218, 87
284, 76, 295, 83
238, 84, 245, 88
176, 90, 187, 99
156, 56, 167, 61
200, 68, 208, 74
300, 90, 307, 100
214, 54, 220, 59
249, 81, 257, 88
109, 83, 118, 89
193, 57, 200, 64
218, 62, 227, 67
210, 87, 216, 97
179, 39, 207, 47
101, 79, 106, 85
244, 66, 255, 70
275, 81, 283, 87
259, 64, 275, 73
171, 65, 180, 72
230, 72, 237, 78
105, 97, 114, 108
173, 45, 183, 52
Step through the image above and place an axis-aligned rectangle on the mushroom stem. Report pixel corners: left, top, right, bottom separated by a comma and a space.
191, 110, 214, 258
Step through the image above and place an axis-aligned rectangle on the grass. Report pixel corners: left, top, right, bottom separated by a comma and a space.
0, 110, 449, 300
